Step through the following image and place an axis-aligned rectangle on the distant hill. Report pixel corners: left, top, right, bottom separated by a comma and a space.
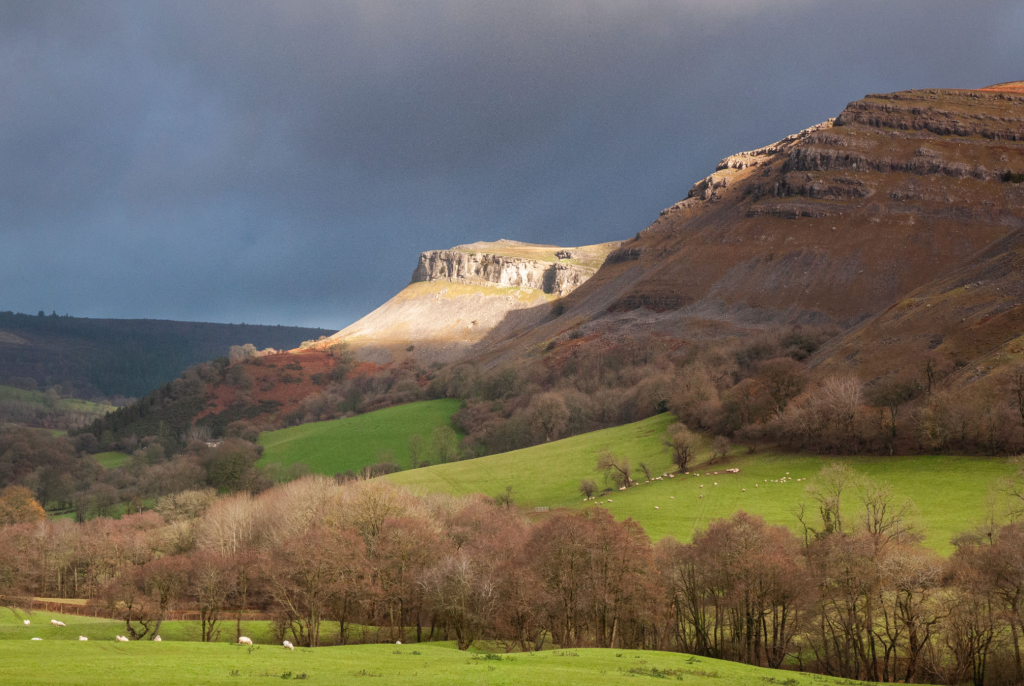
0, 311, 333, 398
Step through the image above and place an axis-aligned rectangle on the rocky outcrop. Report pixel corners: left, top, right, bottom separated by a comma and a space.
412, 249, 595, 297
837, 91, 1024, 141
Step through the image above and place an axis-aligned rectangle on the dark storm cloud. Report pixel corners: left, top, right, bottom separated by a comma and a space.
1, 1, 1021, 328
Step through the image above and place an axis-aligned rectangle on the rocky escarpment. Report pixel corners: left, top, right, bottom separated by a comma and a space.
314, 240, 619, 364
412, 242, 600, 297
589, 85, 1024, 324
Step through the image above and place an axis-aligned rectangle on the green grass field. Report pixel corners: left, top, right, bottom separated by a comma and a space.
0, 384, 116, 416
0, 607, 887, 686
92, 451, 130, 469
389, 413, 1018, 555
258, 399, 463, 476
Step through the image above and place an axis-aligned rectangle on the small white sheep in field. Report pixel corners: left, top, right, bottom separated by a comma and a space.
23, 620, 30, 625
50, 619, 66, 627
396, 640, 402, 645
283, 640, 294, 650
79, 636, 88, 641
153, 636, 162, 642
654, 506, 659, 509
115, 635, 129, 642
238, 636, 253, 645
31, 637, 42, 641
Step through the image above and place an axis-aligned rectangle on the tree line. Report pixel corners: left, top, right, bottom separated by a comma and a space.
3, 465, 1024, 684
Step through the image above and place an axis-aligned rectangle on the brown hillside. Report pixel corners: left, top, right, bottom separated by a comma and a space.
468, 87, 1024, 373
196, 351, 337, 421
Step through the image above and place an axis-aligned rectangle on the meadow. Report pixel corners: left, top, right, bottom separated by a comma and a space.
389, 413, 1019, 555
258, 399, 462, 475
0, 607, 883, 686
92, 451, 129, 469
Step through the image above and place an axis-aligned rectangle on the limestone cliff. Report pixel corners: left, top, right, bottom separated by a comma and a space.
412, 246, 596, 297
314, 239, 619, 363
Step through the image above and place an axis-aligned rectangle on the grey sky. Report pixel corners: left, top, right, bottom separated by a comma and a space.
1, 0, 1021, 329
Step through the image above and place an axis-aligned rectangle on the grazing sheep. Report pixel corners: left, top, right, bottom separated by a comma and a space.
742, 489, 746, 492
670, 496, 674, 499
31, 637, 42, 641
50, 620, 66, 628
115, 636, 129, 642
153, 636, 162, 642
79, 636, 88, 641
396, 640, 402, 645
284, 640, 294, 650
238, 636, 253, 645
654, 506, 659, 509
23, 620, 30, 626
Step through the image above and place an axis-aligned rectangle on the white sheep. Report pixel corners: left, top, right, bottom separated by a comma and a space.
116, 635, 129, 642
654, 506, 659, 509
23, 620, 30, 626
238, 636, 253, 645
31, 637, 42, 641
153, 636, 162, 642
79, 636, 88, 641
396, 640, 402, 645
283, 640, 294, 650
50, 619, 66, 628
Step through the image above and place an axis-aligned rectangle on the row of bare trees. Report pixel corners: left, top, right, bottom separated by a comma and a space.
3, 470, 1024, 684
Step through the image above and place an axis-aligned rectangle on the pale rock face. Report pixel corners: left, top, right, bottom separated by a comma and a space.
411, 250, 593, 297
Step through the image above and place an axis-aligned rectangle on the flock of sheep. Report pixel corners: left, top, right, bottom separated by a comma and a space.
588, 468, 814, 506
22, 618, 296, 649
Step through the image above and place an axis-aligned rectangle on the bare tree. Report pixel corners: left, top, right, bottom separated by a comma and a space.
408, 433, 426, 469
638, 462, 653, 482
578, 479, 597, 500
596, 450, 632, 489
710, 436, 730, 463
866, 377, 920, 455
859, 481, 918, 552
494, 485, 514, 509
662, 423, 694, 472
1007, 365, 1024, 448
432, 426, 459, 464
802, 462, 856, 538
190, 551, 234, 642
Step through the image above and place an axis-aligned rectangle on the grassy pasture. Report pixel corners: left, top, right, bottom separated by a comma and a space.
0, 608, 410, 645
389, 414, 1017, 555
92, 451, 130, 469
0, 635, 881, 686
258, 399, 463, 476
